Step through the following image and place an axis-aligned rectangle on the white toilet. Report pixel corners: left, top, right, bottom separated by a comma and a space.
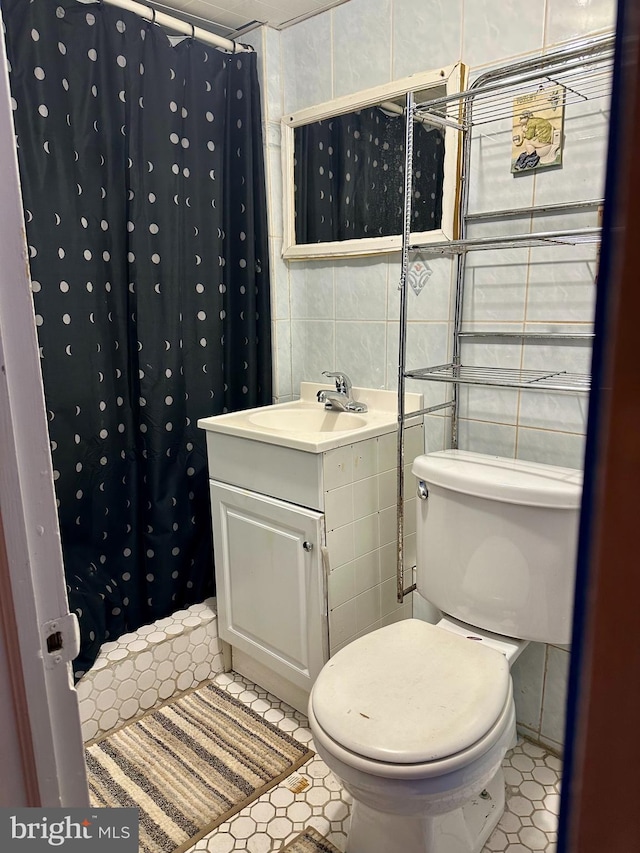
308, 450, 582, 853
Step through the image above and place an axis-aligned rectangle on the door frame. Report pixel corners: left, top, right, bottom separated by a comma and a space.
0, 20, 88, 807
560, 0, 640, 849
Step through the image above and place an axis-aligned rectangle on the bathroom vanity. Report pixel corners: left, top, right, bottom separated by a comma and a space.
198, 383, 423, 712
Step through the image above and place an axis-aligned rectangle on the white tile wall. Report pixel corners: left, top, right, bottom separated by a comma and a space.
467, 120, 536, 215
291, 319, 335, 391
332, 0, 392, 97
281, 13, 332, 114
386, 254, 453, 322
386, 320, 452, 412
462, 0, 546, 69
392, 0, 463, 79
462, 248, 530, 324
456, 418, 518, 459
512, 642, 571, 754
254, 0, 616, 752
512, 643, 546, 732
540, 645, 571, 749
335, 257, 389, 320
516, 426, 586, 470
335, 321, 388, 390
77, 598, 225, 743
324, 425, 423, 654
290, 262, 335, 319
545, 0, 617, 48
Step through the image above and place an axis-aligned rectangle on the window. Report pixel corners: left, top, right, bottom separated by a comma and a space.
281, 64, 465, 260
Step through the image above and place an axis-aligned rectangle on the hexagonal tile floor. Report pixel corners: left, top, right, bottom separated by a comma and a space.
189, 671, 561, 853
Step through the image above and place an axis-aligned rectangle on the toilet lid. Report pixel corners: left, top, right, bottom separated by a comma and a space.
311, 619, 510, 764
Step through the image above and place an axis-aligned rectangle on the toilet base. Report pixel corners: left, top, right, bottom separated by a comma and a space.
345, 767, 505, 853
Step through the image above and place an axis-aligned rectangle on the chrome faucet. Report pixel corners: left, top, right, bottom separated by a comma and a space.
317, 371, 368, 413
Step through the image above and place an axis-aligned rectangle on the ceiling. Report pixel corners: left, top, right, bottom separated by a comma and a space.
147, 0, 348, 38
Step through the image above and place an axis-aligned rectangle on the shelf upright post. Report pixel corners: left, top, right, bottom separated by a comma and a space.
396, 91, 416, 604
451, 89, 474, 448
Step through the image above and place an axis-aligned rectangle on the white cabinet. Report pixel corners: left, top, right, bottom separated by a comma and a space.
210, 481, 327, 694
199, 391, 424, 713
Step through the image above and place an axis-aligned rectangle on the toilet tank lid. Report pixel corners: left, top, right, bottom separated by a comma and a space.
412, 451, 582, 509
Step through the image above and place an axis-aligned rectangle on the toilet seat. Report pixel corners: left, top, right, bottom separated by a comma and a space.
309, 687, 515, 782
310, 619, 510, 765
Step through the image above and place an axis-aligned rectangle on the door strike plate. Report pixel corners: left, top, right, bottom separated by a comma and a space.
41, 613, 81, 669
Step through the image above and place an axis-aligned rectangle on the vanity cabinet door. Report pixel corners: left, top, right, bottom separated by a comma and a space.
210, 480, 328, 691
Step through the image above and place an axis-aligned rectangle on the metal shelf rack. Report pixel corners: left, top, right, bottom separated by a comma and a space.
405, 364, 592, 393
408, 226, 601, 254
395, 33, 615, 601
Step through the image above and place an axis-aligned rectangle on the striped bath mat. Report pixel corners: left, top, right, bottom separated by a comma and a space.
86, 681, 314, 853
281, 827, 342, 852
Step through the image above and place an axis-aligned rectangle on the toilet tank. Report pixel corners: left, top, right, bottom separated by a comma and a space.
412, 450, 583, 645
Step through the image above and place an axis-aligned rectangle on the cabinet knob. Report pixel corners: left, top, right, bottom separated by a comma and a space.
303, 541, 314, 552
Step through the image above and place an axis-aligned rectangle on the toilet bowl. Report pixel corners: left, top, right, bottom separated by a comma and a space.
308, 618, 519, 853
309, 451, 582, 853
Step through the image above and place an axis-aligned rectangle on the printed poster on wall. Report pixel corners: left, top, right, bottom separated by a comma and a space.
511, 85, 565, 173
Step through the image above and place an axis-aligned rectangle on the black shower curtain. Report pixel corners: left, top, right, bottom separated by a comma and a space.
3, 0, 272, 677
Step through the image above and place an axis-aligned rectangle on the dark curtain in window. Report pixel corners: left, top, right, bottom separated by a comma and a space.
4, 0, 272, 677
294, 107, 444, 243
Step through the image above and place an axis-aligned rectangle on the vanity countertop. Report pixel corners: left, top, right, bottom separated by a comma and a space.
197, 383, 423, 453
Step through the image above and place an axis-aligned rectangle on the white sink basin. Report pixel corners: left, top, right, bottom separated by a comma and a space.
198, 383, 423, 453
248, 408, 367, 434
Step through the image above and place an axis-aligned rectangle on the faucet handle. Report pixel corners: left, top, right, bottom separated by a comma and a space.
322, 371, 352, 394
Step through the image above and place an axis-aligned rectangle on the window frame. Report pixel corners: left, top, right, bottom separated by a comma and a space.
281, 63, 466, 260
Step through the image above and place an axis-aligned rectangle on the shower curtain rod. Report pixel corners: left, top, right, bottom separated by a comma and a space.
99, 0, 253, 53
